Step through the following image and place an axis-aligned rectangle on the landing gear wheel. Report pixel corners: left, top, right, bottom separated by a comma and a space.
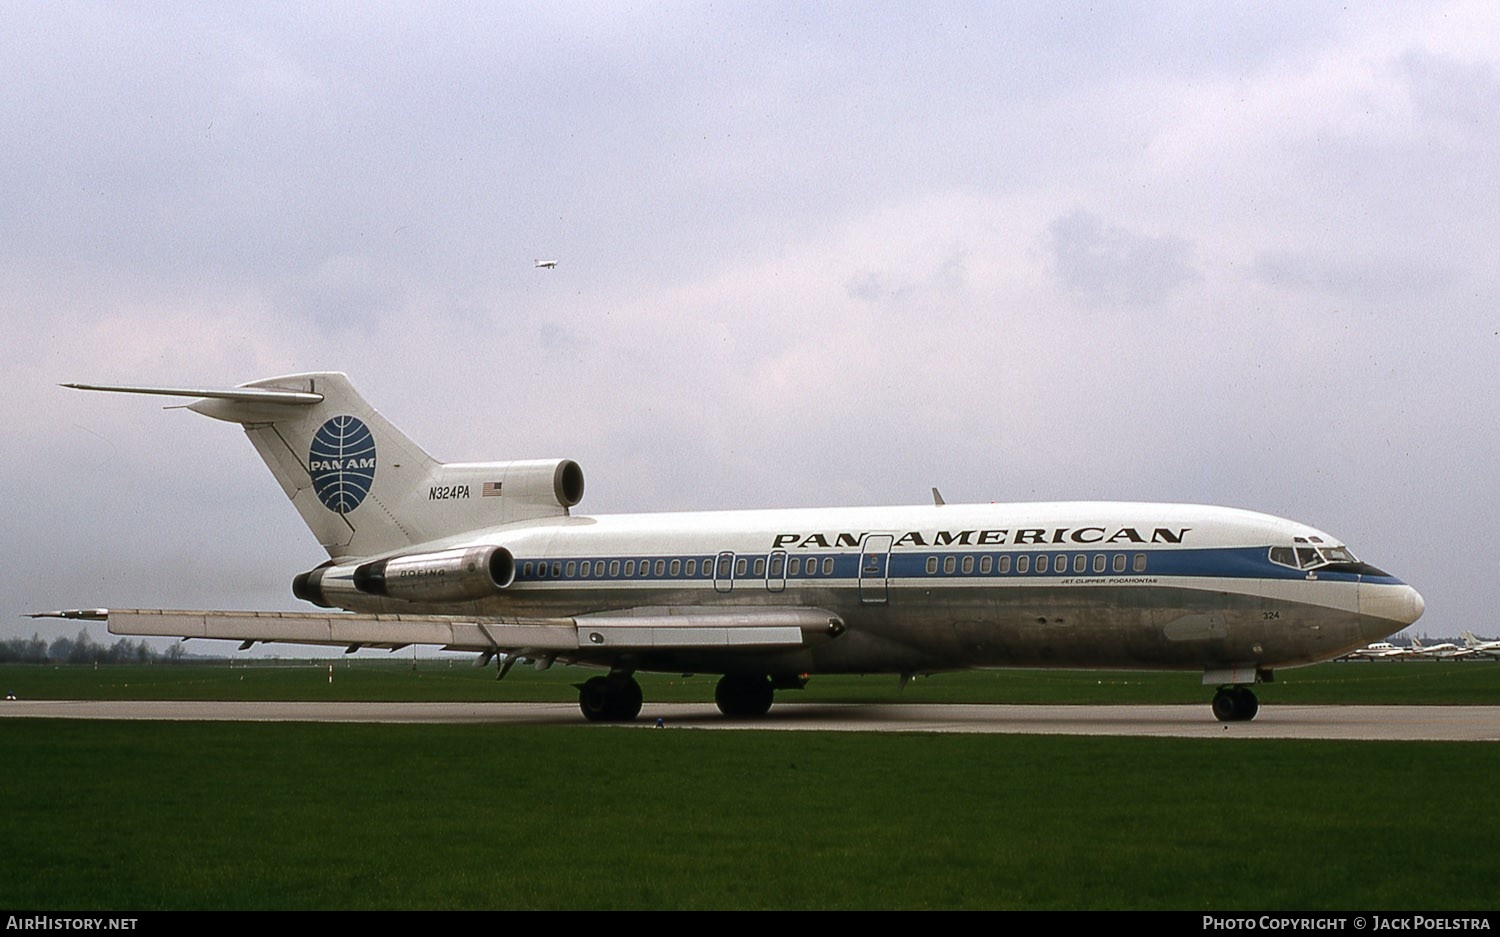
1232, 686, 1258, 721
1211, 686, 1259, 722
714, 674, 775, 718
578, 675, 644, 722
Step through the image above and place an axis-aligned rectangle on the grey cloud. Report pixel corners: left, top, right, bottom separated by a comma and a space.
1250, 249, 1451, 301
1398, 48, 1500, 138
1046, 211, 1199, 307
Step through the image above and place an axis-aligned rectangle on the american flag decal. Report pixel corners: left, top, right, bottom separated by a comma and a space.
482, 482, 503, 497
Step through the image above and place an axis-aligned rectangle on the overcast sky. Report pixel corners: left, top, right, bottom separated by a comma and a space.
5, 2, 1495, 653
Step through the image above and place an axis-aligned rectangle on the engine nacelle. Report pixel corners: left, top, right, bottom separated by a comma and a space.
293, 545, 515, 608
502, 458, 585, 509
355, 545, 516, 602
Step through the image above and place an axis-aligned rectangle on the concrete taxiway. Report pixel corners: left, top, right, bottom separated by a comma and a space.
2, 700, 1497, 740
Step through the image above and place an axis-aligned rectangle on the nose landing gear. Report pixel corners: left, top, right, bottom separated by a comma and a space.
1211, 686, 1260, 722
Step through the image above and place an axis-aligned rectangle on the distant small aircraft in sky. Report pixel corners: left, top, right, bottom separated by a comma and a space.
534, 259, 557, 269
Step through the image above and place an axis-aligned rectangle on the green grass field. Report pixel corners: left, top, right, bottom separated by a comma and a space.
3, 660, 1497, 910
3, 719, 1498, 911
3, 656, 1498, 705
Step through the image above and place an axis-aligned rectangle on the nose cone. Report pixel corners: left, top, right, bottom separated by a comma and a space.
1359, 583, 1425, 639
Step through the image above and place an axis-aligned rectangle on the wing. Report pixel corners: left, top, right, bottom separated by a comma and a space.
35, 606, 844, 660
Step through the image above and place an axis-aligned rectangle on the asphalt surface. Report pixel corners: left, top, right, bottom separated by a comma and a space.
3, 700, 1498, 740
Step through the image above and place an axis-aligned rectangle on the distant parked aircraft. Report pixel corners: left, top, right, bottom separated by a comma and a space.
1461, 632, 1500, 660
1341, 641, 1412, 660
1409, 636, 1469, 659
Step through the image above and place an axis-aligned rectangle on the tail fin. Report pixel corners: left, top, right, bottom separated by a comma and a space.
66, 372, 584, 560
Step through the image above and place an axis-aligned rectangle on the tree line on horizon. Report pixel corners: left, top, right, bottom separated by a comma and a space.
0, 629, 181, 664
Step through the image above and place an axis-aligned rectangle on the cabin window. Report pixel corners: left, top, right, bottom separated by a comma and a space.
979, 555, 992, 574
1073, 554, 1086, 573
1093, 554, 1106, 573
563, 561, 576, 577
669, 559, 681, 576
1036, 554, 1049, 574
651, 559, 663, 576
735, 558, 748, 576
624, 560, 635, 576
1112, 554, 1126, 573
961, 555, 974, 574
822, 557, 834, 575
550, 562, 562, 577
609, 560, 620, 577
789, 557, 802, 576
1017, 555, 1030, 574
523, 561, 534, 577
999, 555, 1012, 574
769, 555, 785, 576
685, 559, 697, 576
717, 555, 733, 578
925, 556, 937, 575
753, 558, 766, 576
1133, 554, 1146, 572
943, 556, 956, 574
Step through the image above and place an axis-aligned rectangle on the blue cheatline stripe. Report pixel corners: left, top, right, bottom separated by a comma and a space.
508, 547, 1404, 586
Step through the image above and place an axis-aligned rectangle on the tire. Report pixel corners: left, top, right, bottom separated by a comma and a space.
715, 674, 774, 718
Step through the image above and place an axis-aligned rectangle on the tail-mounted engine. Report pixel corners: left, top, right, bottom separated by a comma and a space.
294, 544, 515, 608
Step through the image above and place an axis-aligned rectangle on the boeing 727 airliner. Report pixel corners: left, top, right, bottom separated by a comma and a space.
45, 372, 1423, 722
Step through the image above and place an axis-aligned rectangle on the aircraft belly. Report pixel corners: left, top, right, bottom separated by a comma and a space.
368, 579, 1381, 674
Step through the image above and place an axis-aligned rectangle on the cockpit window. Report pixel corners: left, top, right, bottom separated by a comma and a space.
1270, 546, 1330, 570
1269, 543, 1379, 574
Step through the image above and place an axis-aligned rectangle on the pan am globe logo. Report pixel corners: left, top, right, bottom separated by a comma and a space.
308, 415, 377, 514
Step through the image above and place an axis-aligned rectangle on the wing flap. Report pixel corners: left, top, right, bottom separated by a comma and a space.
77, 606, 843, 653
101, 609, 578, 651
573, 606, 841, 649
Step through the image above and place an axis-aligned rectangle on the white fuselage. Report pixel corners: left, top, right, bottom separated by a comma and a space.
315, 500, 1423, 677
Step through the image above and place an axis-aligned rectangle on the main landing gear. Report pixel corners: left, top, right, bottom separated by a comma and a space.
574, 671, 794, 722
1211, 686, 1260, 722
577, 674, 643, 722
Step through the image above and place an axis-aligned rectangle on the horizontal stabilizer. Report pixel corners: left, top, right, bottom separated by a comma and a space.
61, 607, 843, 654
61, 383, 323, 406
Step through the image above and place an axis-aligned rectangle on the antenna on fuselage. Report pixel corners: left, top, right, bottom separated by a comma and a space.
931, 487, 945, 506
